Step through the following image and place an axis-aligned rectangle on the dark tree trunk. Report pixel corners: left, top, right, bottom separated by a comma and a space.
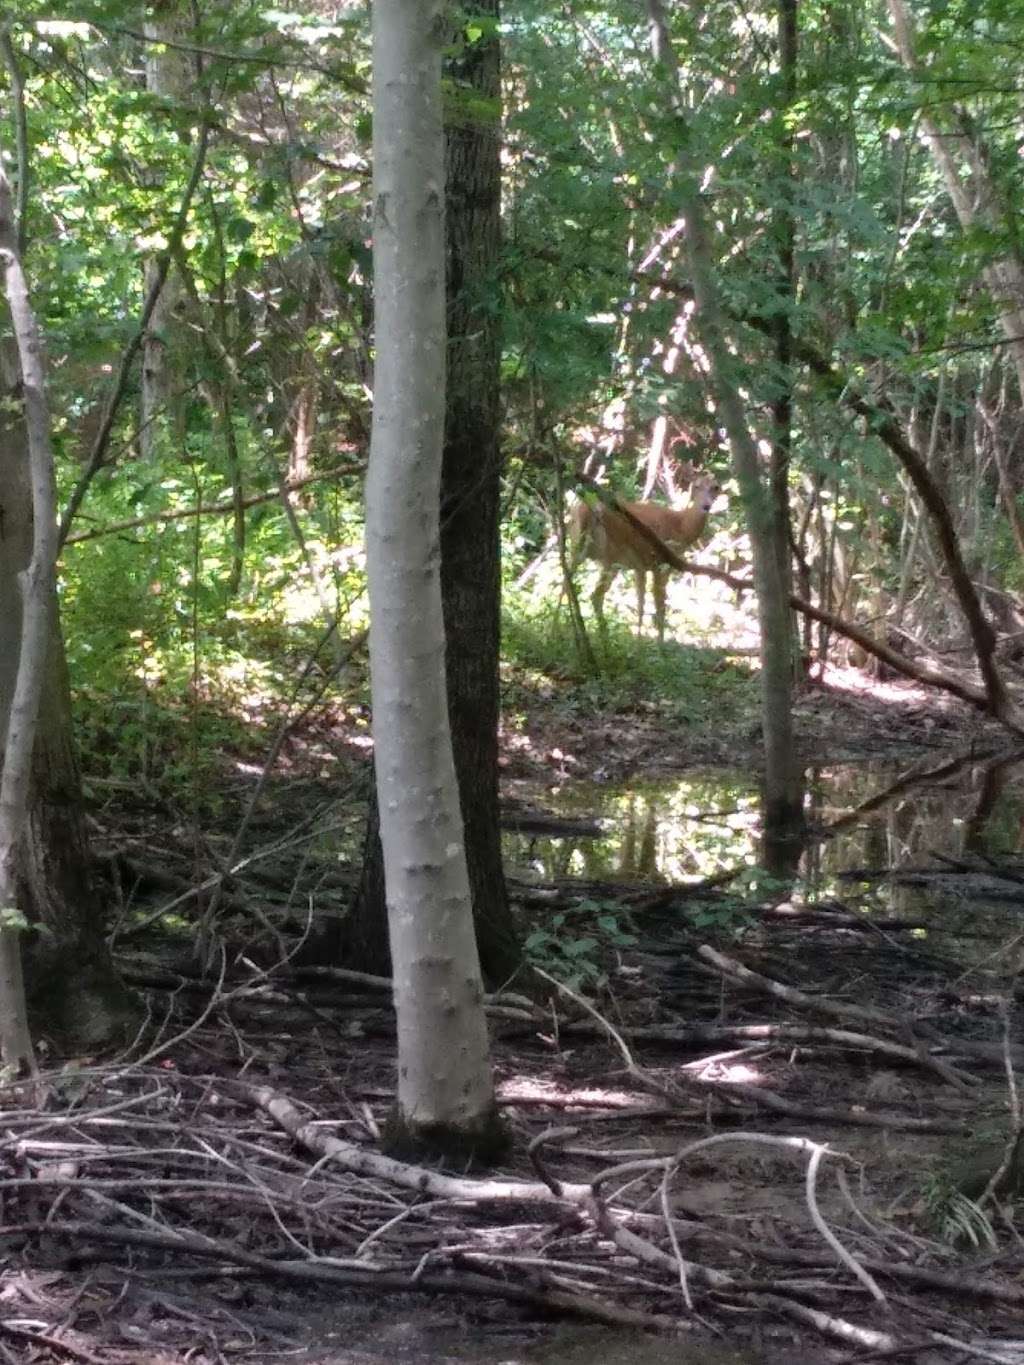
764, 0, 806, 849
0, 363, 136, 1048
344, 787, 391, 976
439, 0, 519, 983
342, 0, 520, 985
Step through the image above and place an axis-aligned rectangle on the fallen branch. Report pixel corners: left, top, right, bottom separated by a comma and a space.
563, 1018, 975, 1080
1, 1217, 679, 1331
699, 943, 943, 1051
537, 968, 966, 1132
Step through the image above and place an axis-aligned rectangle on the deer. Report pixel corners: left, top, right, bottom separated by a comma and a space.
568, 457, 721, 643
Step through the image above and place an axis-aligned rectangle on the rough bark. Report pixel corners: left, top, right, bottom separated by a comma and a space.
366, 0, 505, 1160
645, 0, 804, 835
441, 0, 520, 984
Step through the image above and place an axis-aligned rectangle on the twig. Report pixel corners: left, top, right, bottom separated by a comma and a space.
748, 1293, 897, 1351
57, 117, 212, 545
63, 464, 362, 546
697, 943, 977, 1088
0, 31, 28, 260
980, 996, 1023, 1206
805, 1145, 886, 1304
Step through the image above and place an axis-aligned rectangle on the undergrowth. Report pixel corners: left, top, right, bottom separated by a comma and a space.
502, 593, 756, 724
60, 460, 754, 808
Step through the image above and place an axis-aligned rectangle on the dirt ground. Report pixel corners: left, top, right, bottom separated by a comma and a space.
2, 669, 1023, 1364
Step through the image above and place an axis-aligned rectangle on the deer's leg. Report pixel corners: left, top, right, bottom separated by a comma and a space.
591, 567, 614, 632
635, 570, 647, 634
653, 569, 669, 644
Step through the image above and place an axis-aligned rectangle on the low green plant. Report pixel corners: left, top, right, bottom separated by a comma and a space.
920, 1170, 998, 1250
524, 896, 639, 990
685, 897, 756, 931
60, 443, 366, 810
502, 591, 756, 723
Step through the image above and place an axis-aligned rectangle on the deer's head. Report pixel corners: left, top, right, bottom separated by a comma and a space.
662, 455, 721, 515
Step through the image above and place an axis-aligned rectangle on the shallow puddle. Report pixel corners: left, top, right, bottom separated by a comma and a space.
306, 1320, 778, 1364
502, 748, 1024, 916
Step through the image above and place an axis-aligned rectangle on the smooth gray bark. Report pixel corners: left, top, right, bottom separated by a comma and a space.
0, 153, 59, 1072
366, 0, 503, 1158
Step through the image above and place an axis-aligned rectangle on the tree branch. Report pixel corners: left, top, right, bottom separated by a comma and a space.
57, 117, 212, 548
578, 475, 1014, 725
63, 464, 363, 546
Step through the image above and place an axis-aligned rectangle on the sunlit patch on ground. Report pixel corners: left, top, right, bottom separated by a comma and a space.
498, 1077, 649, 1110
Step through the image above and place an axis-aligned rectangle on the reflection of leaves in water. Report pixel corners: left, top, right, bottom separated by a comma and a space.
505, 770, 762, 885
505, 759, 1024, 927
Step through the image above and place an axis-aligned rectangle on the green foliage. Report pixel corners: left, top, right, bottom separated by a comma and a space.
920, 1169, 999, 1250
4, 0, 1022, 835
684, 897, 755, 931
523, 897, 638, 990
60, 440, 365, 805
0, 906, 31, 933
503, 591, 756, 725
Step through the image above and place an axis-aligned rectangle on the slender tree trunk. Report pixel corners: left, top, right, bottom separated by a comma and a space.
140, 0, 191, 459
366, 0, 505, 1162
343, 0, 520, 986
644, 0, 804, 835
0, 360, 136, 1056
887, 0, 1024, 407
0, 163, 134, 1072
763, 0, 806, 856
771, 0, 798, 613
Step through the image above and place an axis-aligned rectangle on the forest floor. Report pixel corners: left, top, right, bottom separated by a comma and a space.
3, 659, 1024, 1365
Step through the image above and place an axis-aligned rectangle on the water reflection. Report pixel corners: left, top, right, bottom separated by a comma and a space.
505, 773, 762, 883
502, 749, 1024, 907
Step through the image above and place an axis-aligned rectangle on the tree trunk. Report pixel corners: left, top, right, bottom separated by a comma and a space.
440, 0, 520, 984
140, 0, 191, 459
0, 154, 134, 1068
770, 0, 798, 619
887, 0, 1024, 407
764, 0, 806, 853
366, 0, 505, 1162
343, 0, 520, 987
645, 0, 804, 836
0, 362, 136, 1054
